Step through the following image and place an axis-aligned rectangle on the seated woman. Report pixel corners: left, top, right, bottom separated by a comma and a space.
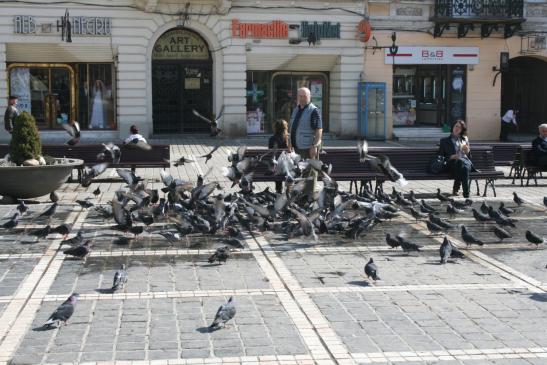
532, 123, 547, 168
438, 119, 474, 198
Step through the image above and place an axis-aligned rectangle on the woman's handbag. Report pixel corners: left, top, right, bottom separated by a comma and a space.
428, 155, 447, 174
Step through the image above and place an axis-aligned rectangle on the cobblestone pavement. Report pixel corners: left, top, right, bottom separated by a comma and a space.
0, 138, 546, 364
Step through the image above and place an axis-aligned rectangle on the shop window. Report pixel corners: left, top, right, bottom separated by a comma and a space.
393, 66, 417, 126
77, 63, 116, 130
8, 64, 74, 129
246, 71, 269, 134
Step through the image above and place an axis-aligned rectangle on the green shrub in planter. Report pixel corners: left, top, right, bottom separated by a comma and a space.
9, 111, 42, 165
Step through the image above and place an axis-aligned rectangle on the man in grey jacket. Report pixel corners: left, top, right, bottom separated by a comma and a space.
288, 87, 323, 198
4, 95, 19, 134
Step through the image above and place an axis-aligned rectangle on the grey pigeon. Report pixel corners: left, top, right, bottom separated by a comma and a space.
2, 212, 20, 229
49, 191, 59, 203
436, 188, 450, 202
17, 201, 29, 214
63, 240, 92, 259
210, 296, 236, 329
44, 293, 79, 328
396, 235, 422, 253
76, 199, 94, 209
409, 207, 428, 221
158, 231, 181, 244
447, 203, 464, 217
62, 121, 80, 146
192, 106, 223, 137
513, 192, 524, 206
493, 226, 512, 242
385, 233, 400, 249
420, 200, 436, 213
364, 258, 380, 281
543, 196, 547, 208
61, 231, 83, 246
525, 230, 545, 249
440, 236, 464, 264
112, 264, 128, 292
30, 225, 51, 240
498, 202, 514, 216
426, 220, 444, 235
472, 208, 490, 222
208, 246, 230, 265
480, 201, 490, 214
461, 225, 484, 247
38, 202, 57, 219
173, 156, 195, 167
52, 223, 72, 238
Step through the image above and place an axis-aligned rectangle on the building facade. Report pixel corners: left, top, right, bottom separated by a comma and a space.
364, 0, 547, 141
0, 0, 365, 142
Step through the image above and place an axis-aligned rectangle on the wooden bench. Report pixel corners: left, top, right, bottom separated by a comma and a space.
244, 146, 503, 196
0, 143, 170, 182
514, 145, 547, 186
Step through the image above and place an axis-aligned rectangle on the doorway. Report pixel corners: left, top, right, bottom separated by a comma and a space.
152, 29, 212, 134
501, 56, 547, 134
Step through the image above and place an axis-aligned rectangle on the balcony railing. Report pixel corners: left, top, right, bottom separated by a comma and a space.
433, 0, 524, 20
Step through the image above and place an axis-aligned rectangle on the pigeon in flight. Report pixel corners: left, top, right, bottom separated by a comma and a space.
62, 121, 81, 146
173, 156, 196, 167
192, 106, 224, 137
43, 293, 80, 328
199, 145, 221, 164
364, 258, 380, 281
210, 296, 236, 330
112, 264, 128, 292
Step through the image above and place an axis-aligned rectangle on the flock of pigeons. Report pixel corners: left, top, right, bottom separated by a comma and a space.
1, 134, 546, 333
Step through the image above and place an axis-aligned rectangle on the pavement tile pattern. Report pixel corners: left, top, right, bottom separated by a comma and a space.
0, 139, 546, 365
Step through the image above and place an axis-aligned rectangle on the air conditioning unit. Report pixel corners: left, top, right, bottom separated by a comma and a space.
530, 35, 546, 50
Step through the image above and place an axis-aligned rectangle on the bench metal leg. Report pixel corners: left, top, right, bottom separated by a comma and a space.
483, 179, 496, 197
526, 170, 538, 187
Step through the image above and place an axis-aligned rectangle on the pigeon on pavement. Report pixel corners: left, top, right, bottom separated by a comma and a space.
364, 258, 380, 281
43, 293, 80, 328
112, 264, 128, 292
210, 296, 236, 330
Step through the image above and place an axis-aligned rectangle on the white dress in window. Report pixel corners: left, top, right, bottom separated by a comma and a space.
90, 89, 105, 129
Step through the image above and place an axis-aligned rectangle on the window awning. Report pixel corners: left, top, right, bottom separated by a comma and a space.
6, 43, 115, 63
246, 54, 339, 71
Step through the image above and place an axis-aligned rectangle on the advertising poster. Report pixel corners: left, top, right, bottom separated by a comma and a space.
310, 80, 323, 112
246, 108, 263, 134
9, 68, 31, 113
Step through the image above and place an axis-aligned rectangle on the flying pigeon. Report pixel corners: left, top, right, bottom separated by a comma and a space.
99, 142, 121, 164
192, 106, 224, 137
357, 139, 368, 163
199, 145, 221, 164
173, 156, 196, 167
112, 264, 128, 292
62, 121, 81, 146
81, 162, 109, 188
210, 296, 236, 329
364, 258, 380, 281
43, 293, 80, 328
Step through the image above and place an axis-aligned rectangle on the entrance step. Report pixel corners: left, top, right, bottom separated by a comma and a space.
393, 127, 447, 142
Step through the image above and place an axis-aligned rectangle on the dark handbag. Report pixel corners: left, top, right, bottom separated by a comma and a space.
428, 155, 447, 174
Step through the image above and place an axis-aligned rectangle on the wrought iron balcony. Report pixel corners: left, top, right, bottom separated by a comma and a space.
431, 0, 525, 38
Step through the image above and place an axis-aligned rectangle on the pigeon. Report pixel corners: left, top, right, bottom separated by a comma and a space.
525, 230, 545, 249
62, 121, 81, 146
223, 238, 244, 249
173, 156, 196, 167
407, 190, 419, 204
409, 207, 428, 222
385, 233, 400, 249
29, 225, 51, 240
450, 198, 473, 210
472, 208, 491, 223
426, 220, 444, 235
440, 236, 464, 264
447, 203, 464, 217
81, 162, 109, 188
513, 192, 525, 206
492, 226, 512, 242
92, 186, 101, 198
357, 139, 368, 163
480, 201, 490, 214
209, 296, 236, 329
17, 200, 29, 214
199, 145, 221, 164
2, 212, 20, 229
63, 240, 92, 259
367, 154, 407, 186
436, 188, 451, 202
112, 264, 128, 292
543, 196, 547, 208
192, 106, 224, 137
43, 293, 80, 328
396, 235, 422, 253
364, 258, 380, 281
76, 199, 94, 209
420, 200, 436, 214
61, 231, 83, 246
461, 225, 484, 247
52, 223, 72, 237
38, 202, 58, 219
100, 142, 122, 164
158, 231, 181, 244
49, 191, 60, 203
429, 214, 456, 230
208, 246, 230, 264
498, 202, 514, 216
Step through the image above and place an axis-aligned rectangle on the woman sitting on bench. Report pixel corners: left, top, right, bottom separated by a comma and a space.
438, 119, 475, 198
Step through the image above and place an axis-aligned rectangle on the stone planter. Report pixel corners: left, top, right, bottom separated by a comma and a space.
0, 158, 83, 199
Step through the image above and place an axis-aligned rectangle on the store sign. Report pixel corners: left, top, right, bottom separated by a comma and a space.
14, 15, 111, 36
152, 29, 210, 60
300, 21, 340, 40
384, 47, 479, 64
232, 20, 288, 39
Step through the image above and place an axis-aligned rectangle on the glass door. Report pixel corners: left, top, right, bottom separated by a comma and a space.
271, 72, 329, 132
358, 82, 386, 140
417, 66, 440, 125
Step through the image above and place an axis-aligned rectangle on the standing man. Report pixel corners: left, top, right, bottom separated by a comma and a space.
500, 108, 518, 141
288, 87, 323, 198
531, 123, 547, 168
4, 95, 19, 134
